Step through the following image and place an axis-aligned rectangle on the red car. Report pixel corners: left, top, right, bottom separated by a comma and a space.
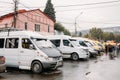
0, 56, 6, 73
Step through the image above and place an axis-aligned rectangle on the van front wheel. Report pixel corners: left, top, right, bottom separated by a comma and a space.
71, 53, 79, 61
31, 61, 43, 74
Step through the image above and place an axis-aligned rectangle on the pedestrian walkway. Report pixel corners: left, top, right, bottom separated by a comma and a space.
86, 54, 120, 80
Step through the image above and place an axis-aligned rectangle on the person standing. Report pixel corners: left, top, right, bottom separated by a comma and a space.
105, 44, 108, 55
108, 44, 115, 59
116, 44, 120, 57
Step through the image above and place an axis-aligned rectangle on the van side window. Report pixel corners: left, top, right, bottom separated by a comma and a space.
22, 38, 36, 50
50, 40, 60, 47
5, 38, 19, 48
0, 38, 4, 48
63, 40, 70, 46
79, 41, 87, 47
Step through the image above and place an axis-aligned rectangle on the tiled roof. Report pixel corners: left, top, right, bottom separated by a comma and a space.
0, 9, 55, 22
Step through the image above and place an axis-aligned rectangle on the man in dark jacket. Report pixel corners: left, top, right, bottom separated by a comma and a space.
108, 44, 114, 59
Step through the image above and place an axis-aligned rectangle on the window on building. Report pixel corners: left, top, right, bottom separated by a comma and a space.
5, 23, 8, 27
50, 39, 60, 47
25, 22, 27, 30
5, 38, 19, 48
35, 24, 40, 31
22, 38, 36, 50
0, 38, 4, 48
48, 25, 50, 32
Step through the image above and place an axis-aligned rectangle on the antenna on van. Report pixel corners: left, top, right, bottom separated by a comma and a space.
7, 27, 11, 36
0, 27, 11, 36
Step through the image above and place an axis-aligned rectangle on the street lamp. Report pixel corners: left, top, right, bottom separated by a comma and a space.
75, 12, 83, 36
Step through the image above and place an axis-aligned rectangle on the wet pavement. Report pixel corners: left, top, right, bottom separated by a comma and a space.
0, 55, 120, 80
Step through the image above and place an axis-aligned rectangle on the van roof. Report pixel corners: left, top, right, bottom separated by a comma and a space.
47, 35, 71, 39
72, 37, 90, 41
0, 31, 45, 38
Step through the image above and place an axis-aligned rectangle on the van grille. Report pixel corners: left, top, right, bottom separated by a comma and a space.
53, 56, 62, 61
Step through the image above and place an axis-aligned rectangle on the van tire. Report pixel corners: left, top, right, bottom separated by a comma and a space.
31, 61, 43, 74
71, 53, 79, 61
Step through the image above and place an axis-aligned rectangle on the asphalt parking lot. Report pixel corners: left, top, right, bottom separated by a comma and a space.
0, 55, 120, 80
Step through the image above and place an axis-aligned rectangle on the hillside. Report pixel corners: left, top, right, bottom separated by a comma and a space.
80, 26, 120, 35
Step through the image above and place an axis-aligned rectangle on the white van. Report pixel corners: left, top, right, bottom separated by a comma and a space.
70, 37, 98, 57
0, 30, 63, 73
47, 35, 89, 61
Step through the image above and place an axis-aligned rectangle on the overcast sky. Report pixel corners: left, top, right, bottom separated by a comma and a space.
0, 0, 120, 32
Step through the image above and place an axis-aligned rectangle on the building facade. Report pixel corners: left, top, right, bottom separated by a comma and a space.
0, 9, 55, 35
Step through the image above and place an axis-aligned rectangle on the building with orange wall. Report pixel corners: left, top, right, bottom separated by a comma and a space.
0, 9, 55, 35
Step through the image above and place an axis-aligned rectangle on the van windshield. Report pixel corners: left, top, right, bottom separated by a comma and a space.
31, 38, 54, 48
70, 41, 80, 47
84, 41, 93, 46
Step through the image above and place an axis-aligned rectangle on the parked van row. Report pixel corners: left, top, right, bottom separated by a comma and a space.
47, 35, 104, 59
0, 28, 104, 73
47, 35, 90, 61
69, 37, 98, 57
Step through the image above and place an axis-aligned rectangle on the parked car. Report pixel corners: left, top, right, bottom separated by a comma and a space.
0, 29, 63, 73
70, 37, 98, 57
47, 35, 89, 61
86, 39, 103, 55
0, 56, 6, 73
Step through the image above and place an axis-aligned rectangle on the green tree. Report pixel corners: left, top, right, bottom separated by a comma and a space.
107, 32, 115, 40
84, 33, 89, 38
54, 23, 64, 32
54, 23, 71, 36
89, 27, 103, 40
115, 34, 120, 42
102, 32, 109, 41
44, 0, 56, 21
64, 29, 71, 35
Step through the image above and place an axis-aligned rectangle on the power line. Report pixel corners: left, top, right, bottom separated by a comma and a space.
78, 20, 120, 25
58, 20, 120, 25
56, 3, 120, 12
17, 0, 120, 13
57, 21, 74, 24
0, 1, 13, 4
54, 0, 120, 8
18, 2, 44, 17
18, 0, 120, 9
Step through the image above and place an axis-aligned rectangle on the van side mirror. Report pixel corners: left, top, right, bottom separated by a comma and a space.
69, 44, 73, 47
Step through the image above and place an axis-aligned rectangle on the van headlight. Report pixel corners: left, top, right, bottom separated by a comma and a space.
48, 57, 54, 61
43, 56, 53, 61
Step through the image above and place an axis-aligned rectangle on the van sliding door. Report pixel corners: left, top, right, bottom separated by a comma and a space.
5, 38, 19, 67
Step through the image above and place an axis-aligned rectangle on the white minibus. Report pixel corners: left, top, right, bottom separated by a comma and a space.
47, 35, 89, 60
0, 30, 63, 73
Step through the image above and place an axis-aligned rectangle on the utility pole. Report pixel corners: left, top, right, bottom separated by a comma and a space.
13, 0, 18, 28
74, 12, 83, 36
75, 19, 77, 36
